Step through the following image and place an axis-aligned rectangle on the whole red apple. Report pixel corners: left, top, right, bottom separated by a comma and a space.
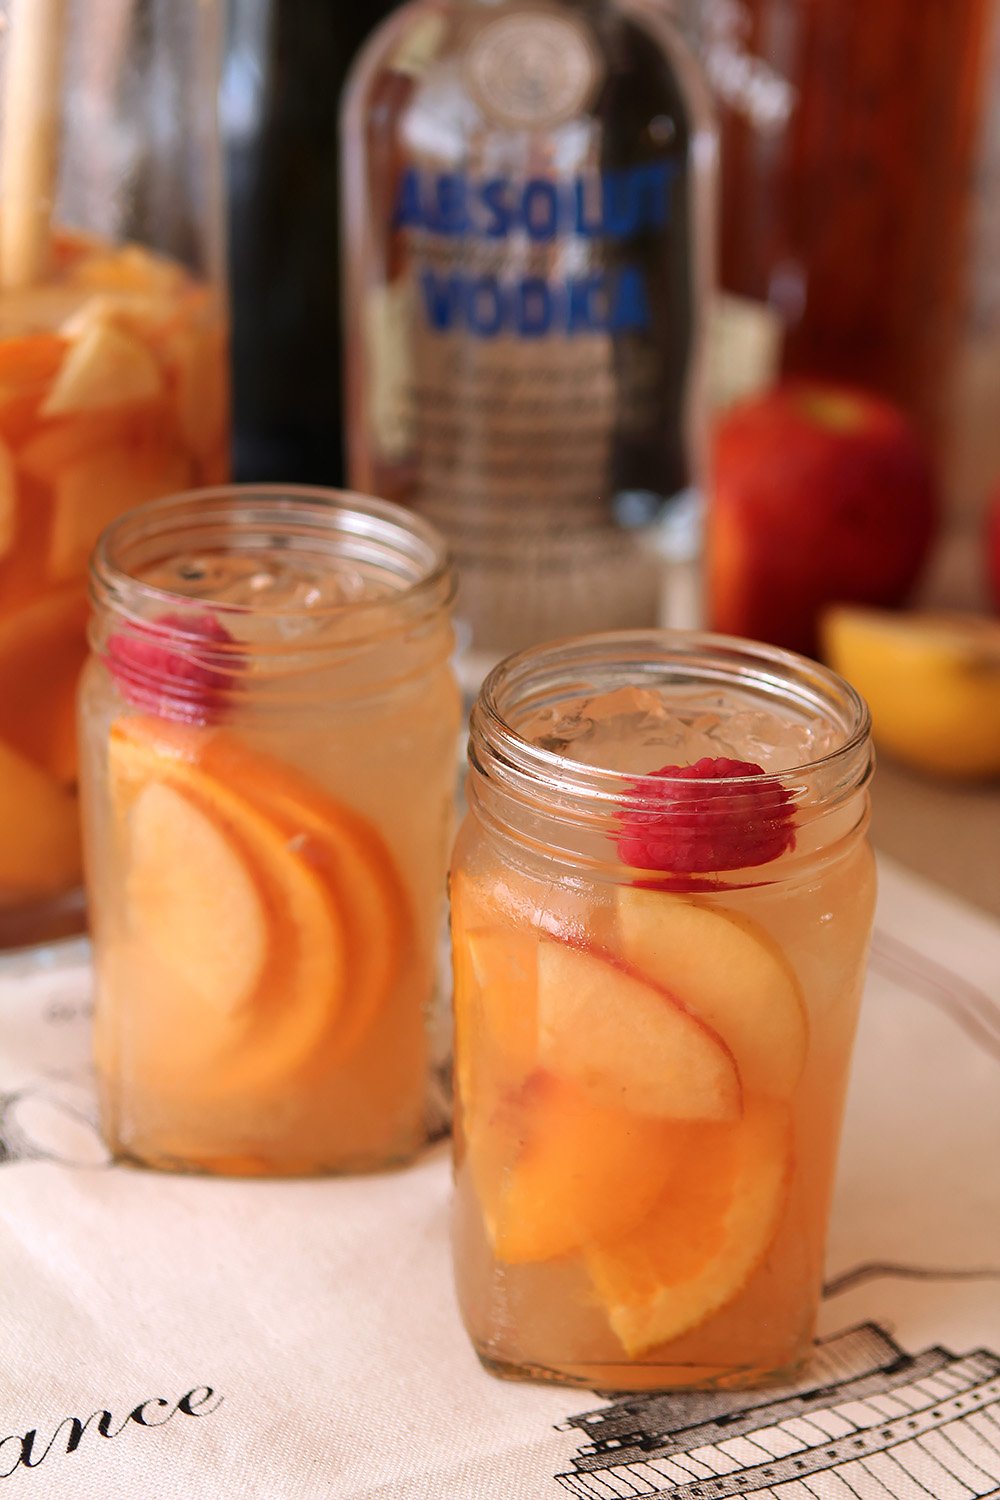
709, 381, 939, 657
987, 482, 1000, 613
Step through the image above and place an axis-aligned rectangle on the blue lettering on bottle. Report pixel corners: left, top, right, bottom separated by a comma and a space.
404, 161, 673, 338
481, 177, 513, 238
522, 180, 560, 242
517, 278, 552, 335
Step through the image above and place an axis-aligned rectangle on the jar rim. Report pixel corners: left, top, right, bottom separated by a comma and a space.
471, 628, 873, 812
89, 484, 455, 642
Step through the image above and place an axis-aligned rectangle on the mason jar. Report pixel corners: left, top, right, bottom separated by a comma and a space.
451, 629, 875, 1389
80, 485, 460, 1176
0, 0, 228, 947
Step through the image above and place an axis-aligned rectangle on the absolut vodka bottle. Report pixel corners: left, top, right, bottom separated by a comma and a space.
341, 0, 714, 670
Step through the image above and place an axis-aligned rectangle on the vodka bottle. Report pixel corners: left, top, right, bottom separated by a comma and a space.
341, 0, 714, 672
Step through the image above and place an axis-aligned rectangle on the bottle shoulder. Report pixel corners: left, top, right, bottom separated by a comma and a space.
344, 0, 714, 152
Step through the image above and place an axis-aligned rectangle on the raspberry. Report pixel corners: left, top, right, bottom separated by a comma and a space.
106, 611, 236, 724
616, 756, 796, 875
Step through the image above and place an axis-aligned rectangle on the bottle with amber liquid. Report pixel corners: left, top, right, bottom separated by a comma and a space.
341, 0, 715, 675
686, 0, 995, 442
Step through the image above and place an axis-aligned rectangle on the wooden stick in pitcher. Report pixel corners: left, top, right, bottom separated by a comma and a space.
0, 0, 69, 289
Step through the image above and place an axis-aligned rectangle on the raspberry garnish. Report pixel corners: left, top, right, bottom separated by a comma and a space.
106, 611, 236, 724
617, 756, 796, 875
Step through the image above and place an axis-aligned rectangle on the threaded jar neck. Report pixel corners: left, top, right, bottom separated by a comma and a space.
467, 629, 874, 883
89, 485, 456, 712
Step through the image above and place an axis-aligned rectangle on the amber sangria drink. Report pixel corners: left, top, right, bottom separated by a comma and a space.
80, 487, 459, 1175
451, 631, 875, 1389
0, 0, 227, 944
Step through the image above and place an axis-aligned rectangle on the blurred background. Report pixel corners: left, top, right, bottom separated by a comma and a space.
220, 0, 1000, 916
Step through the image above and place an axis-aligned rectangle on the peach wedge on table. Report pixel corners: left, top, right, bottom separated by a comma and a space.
586, 1097, 792, 1355
615, 886, 809, 1100
536, 937, 742, 1121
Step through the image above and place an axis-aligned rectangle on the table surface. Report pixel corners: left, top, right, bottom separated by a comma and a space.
870, 761, 1000, 920
873, 528, 1000, 922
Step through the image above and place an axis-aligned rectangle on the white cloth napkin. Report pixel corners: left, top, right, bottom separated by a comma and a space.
0, 854, 998, 1500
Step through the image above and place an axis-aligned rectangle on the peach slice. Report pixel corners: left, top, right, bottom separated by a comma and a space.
586, 1097, 791, 1355
110, 716, 408, 1063
108, 721, 349, 1094
465, 925, 539, 1084
468, 1069, 686, 1264
69, 244, 187, 297
616, 887, 808, 1099
0, 587, 88, 780
0, 738, 81, 898
536, 938, 741, 1121
126, 780, 268, 1013
41, 322, 163, 417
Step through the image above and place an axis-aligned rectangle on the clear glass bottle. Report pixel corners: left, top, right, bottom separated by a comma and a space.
0, 0, 229, 947
341, 0, 715, 676
451, 629, 875, 1388
80, 485, 460, 1176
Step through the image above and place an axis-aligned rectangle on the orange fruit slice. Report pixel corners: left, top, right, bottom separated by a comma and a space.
467, 1069, 687, 1264
585, 1096, 792, 1355
109, 716, 409, 1066
108, 721, 348, 1097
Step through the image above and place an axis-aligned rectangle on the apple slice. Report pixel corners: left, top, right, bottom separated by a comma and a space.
586, 1097, 791, 1355
466, 925, 539, 1081
536, 938, 741, 1122
109, 721, 349, 1095
126, 780, 268, 1013
468, 1069, 687, 1264
616, 887, 808, 1099
41, 322, 163, 417
110, 715, 409, 1063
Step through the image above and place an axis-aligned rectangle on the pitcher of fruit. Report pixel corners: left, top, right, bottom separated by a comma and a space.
0, 0, 228, 946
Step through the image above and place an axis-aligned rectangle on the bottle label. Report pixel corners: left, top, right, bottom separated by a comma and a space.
463, 8, 603, 130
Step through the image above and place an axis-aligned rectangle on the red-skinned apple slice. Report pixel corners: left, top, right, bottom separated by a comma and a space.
536, 938, 741, 1122
586, 1096, 792, 1355
615, 887, 808, 1100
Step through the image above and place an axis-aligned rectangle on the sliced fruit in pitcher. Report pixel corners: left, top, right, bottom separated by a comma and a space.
536, 937, 741, 1121
616, 887, 808, 1099
0, 738, 81, 898
585, 1097, 791, 1356
468, 1069, 687, 1264
0, 586, 88, 780
41, 322, 163, 417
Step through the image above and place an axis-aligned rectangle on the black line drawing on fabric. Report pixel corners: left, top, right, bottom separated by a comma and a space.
869, 929, 1000, 1065
826, 1263, 1000, 1299
0, 976, 107, 1169
0, 1084, 110, 1168
553, 1322, 1000, 1497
